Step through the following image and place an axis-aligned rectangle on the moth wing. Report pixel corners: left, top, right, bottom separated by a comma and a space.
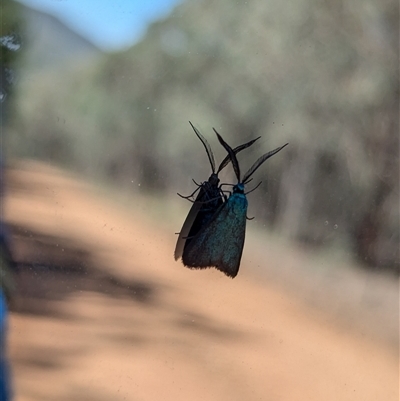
185, 189, 223, 242
182, 194, 247, 278
175, 182, 223, 260
174, 198, 203, 260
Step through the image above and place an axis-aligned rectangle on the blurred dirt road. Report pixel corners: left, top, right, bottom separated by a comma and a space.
5, 161, 398, 401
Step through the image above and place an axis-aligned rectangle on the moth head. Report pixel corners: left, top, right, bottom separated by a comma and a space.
208, 173, 220, 187
233, 183, 245, 194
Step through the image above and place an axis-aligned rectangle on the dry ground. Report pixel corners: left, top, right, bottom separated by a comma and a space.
4, 161, 399, 401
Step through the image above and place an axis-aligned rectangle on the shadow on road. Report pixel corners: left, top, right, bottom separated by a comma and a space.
9, 223, 156, 316
8, 220, 245, 340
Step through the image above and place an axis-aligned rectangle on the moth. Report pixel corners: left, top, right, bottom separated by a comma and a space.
182, 129, 288, 278
174, 122, 259, 261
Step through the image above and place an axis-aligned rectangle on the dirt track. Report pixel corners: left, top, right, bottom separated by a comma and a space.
5, 161, 398, 401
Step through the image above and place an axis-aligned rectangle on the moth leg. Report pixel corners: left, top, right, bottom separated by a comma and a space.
177, 193, 196, 202
176, 232, 197, 236
192, 178, 202, 187
246, 215, 255, 220
219, 183, 235, 189
245, 181, 262, 195
221, 188, 231, 198
181, 234, 196, 240
218, 184, 230, 201
197, 194, 224, 205
177, 185, 200, 202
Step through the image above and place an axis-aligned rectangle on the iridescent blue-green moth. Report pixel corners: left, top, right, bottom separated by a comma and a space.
174, 122, 260, 260
182, 130, 288, 278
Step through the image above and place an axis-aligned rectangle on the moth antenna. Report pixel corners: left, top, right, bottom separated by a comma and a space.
214, 128, 241, 182
189, 121, 216, 173
217, 136, 261, 173
242, 143, 288, 184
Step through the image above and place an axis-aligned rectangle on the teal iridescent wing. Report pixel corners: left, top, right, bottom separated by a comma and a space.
182, 193, 248, 278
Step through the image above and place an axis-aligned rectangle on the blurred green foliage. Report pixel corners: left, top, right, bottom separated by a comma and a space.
1, 0, 23, 113
0, 0, 21, 89
6, 0, 399, 271
1, 0, 21, 61
1, 0, 24, 298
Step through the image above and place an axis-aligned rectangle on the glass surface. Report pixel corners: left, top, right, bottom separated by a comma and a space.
1, 0, 398, 400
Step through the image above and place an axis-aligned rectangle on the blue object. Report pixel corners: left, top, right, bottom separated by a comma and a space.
174, 122, 259, 260
0, 290, 11, 401
182, 130, 288, 278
